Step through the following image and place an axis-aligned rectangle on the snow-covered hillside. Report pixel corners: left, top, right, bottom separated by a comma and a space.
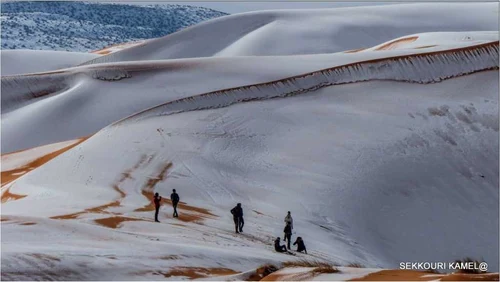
1, 3, 499, 281
0, 1, 227, 52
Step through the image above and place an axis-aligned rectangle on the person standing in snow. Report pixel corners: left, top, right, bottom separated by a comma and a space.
170, 189, 180, 218
283, 222, 293, 249
293, 237, 307, 254
230, 203, 244, 233
284, 211, 293, 230
153, 192, 162, 222
274, 237, 287, 253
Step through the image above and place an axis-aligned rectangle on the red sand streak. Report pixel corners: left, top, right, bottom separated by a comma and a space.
415, 45, 438, 49
51, 156, 148, 220
134, 162, 217, 223
1, 136, 90, 188
94, 216, 148, 229
1, 188, 27, 203
375, 36, 419, 51
350, 270, 499, 281
150, 267, 239, 279
344, 48, 366, 53
20, 222, 36, 225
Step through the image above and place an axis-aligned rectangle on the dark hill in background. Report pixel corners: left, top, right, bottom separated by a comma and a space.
1, 1, 228, 52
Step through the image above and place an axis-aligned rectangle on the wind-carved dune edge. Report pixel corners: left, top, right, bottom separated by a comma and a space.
113, 41, 499, 126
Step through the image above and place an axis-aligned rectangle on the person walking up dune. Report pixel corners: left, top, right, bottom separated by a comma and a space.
170, 189, 180, 218
231, 203, 244, 233
153, 192, 162, 222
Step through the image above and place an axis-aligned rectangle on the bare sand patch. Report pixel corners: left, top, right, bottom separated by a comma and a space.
349, 269, 498, 281
94, 216, 149, 229
1, 187, 27, 203
440, 273, 499, 281
344, 48, 366, 53
261, 269, 315, 281
375, 36, 419, 51
134, 162, 217, 223
350, 269, 436, 281
1, 136, 89, 187
136, 189, 215, 223
51, 156, 148, 220
20, 222, 36, 225
50, 200, 121, 220
246, 265, 279, 281
156, 267, 239, 279
159, 255, 181, 260
93, 50, 111, 55
415, 45, 438, 49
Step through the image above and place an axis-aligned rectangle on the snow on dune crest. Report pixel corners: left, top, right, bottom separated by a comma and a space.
78, 3, 498, 64
0, 50, 100, 76
114, 41, 498, 126
366, 31, 498, 51
2, 35, 495, 154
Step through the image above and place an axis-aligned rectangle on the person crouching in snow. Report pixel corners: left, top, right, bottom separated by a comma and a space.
153, 192, 162, 222
293, 237, 307, 254
283, 222, 292, 249
274, 237, 287, 253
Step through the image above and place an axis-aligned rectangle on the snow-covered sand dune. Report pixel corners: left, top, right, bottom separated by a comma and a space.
2, 33, 497, 153
0, 50, 100, 76
1, 3, 498, 281
78, 3, 498, 65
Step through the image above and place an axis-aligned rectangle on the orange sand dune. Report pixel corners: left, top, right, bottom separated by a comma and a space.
375, 36, 418, 51
1, 136, 89, 187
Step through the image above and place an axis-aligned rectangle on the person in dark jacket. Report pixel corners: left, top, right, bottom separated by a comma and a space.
283, 222, 292, 249
170, 189, 180, 218
293, 237, 307, 254
274, 237, 287, 253
230, 203, 244, 233
153, 192, 162, 222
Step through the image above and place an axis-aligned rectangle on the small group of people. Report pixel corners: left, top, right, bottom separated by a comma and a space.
274, 211, 307, 254
153, 189, 179, 222
230, 204, 307, 255
154, 192, 307, 255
